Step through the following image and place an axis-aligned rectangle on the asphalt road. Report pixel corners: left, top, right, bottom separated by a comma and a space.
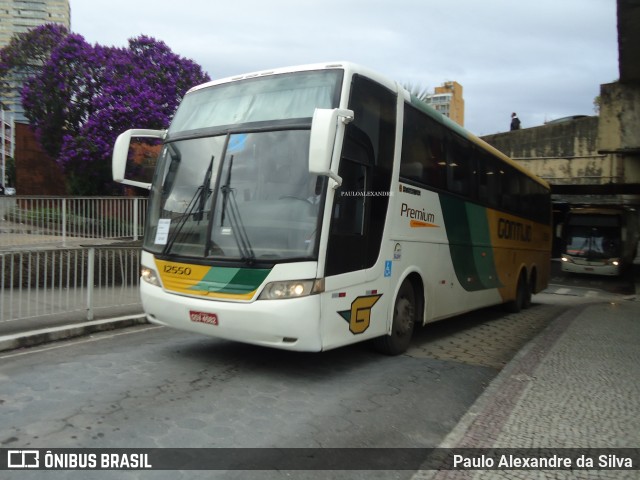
549, 259, 637, 296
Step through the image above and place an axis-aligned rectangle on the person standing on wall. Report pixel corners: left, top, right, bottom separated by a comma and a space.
510, 112, 521, 131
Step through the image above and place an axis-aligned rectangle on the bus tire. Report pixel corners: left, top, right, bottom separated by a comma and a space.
523, 272, 534, 309
504, 272, 528, 313
373, 280, 416, 355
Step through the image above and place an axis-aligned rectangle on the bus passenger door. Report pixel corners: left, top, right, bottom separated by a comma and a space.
319, 74, 396, 350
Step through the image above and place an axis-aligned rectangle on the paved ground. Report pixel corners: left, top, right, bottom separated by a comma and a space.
408, 300, 567, 370
412, 295, 640, 479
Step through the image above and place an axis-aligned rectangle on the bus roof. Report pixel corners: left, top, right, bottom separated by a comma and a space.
186, 61, 356, 93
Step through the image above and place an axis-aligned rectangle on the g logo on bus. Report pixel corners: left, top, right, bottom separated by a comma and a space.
338, 294, 382, 335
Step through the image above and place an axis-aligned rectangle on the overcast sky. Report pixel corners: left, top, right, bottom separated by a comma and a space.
70, 0, 618, 136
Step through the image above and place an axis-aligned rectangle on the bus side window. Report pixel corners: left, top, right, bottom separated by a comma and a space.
446, 132, 475, 198
400, 105, 427, 184
325, 74, 396, 277
501, 167, 520, 213
399, 103, 447, 191
478, 151, 501, 209
427, 124, 447, 190
333, 160, 366, 235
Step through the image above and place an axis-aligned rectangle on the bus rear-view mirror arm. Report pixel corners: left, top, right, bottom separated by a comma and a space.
308, 108, 354, 189
113, 128, 167, 190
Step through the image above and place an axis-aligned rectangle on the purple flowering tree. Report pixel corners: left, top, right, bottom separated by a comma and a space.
5, 25, 210, 194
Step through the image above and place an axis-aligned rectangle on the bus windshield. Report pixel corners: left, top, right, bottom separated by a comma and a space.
144, 130, 326, 262
565, 219, 621, 260
143, 69, 343, 263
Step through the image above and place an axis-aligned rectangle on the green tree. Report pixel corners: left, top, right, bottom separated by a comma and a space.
4, 156, 16, 186
593, 95, 601, 115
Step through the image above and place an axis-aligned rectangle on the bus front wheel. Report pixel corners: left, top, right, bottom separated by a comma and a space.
373, 280, 416, 355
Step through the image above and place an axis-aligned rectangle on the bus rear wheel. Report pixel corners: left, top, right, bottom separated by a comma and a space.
373, 280, 416, 355
505, 273, 529, 313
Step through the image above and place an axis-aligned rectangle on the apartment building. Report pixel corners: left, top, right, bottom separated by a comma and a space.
424, 81, 465, 127
0, 0, 70, 122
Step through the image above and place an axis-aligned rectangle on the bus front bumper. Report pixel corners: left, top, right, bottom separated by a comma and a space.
140, 281, 323, 351
560, 256, 621, 276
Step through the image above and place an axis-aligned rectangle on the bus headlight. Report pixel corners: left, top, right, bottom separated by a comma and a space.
259, 278, 324, 300
141, 267, 161, 287
561, 255, 572, 263
608, 259, 620, 266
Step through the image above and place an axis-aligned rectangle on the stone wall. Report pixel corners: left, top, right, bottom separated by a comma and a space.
481, 116, 599, 160
599, 81, 640, 157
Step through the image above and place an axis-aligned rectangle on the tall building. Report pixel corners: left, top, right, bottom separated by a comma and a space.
425, 81, 465, 127
0, 0, 71, 122
1, 108, 14, 187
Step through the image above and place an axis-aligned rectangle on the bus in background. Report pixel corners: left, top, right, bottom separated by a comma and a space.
561, 207, 639, 276
112, 62, 552, 355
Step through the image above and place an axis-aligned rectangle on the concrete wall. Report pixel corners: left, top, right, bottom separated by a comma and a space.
482, 116, 599, 160
480, 116, 619, 186
599, 82, 640, 155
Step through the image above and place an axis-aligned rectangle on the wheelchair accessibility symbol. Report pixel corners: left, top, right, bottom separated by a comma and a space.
384, 260, 392, 277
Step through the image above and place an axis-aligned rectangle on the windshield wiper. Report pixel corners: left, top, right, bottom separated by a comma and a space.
163, 155, 214, 254
194, 154, 215, 222
217, 155, 255, 263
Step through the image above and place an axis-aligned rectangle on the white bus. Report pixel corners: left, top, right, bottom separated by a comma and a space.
113, 62, 552, 354
561, 207, 639, 276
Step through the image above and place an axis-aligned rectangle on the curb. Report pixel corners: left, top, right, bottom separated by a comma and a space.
0, 314, 148, 353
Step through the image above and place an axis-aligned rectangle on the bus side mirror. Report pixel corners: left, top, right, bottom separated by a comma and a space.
308, 108, 354, 187
113, 129, 166, 190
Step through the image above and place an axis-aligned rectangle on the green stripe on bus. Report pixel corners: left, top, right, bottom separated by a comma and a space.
190, 267, 271, 294
440, 195, 502, 291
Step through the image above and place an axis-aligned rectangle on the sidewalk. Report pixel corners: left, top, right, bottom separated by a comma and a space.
0, 309, 147, 353
0, 232, 146, 352
414, 291, 640, 478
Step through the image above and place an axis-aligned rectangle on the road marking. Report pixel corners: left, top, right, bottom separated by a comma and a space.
0, 325, 162, 360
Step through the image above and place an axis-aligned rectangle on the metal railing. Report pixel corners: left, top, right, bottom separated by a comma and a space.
1, 247, 142, 323
0, 196, 148, 327
0, 196, 147, 248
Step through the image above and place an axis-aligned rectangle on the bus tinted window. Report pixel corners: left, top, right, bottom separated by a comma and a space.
500, 166, 520, 212
332, 160, 366, 235
477, 150, 501, 209
446, 132, 475, 198
400, 100, 550, 225
326, 75, 396, 276
400, 103, 446, 190
348, 75, 396, 172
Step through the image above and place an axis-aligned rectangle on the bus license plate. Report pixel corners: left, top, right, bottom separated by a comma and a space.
189, 311, 219, 326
